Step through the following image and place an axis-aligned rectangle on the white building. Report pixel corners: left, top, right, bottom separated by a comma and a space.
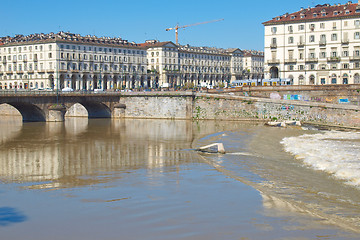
0, 32, 260, 90
263, 1, 360, 85
0, 32, 147, 90
142, 40, 244, 88
243, 50, 264, 79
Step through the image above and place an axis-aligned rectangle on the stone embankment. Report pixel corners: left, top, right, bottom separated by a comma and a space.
0, 90, 359, 128
193, 93, 360, 129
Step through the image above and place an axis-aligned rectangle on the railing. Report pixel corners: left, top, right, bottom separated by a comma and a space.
284, 59, 297, 64
267, 59, 280, 64
306, 57, 318, 63
327, 57, 340, 62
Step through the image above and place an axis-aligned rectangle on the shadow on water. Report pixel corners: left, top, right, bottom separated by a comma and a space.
0, 207, 27, 226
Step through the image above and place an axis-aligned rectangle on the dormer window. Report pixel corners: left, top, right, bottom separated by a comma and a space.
313, 13, 317, 17
334, 11, 338, 16
276, 17, 280, 20
322, 12, 326, 16
300, 14, 305, 19
291, 15, 295, 19
345, 10, 350, 15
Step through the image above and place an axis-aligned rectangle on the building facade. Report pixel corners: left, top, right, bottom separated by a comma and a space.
0, 32, 148, 90
0, 32, 259, 90
243, 50, 264, 79
264, 1, 360, 85
142, 41, 244, 88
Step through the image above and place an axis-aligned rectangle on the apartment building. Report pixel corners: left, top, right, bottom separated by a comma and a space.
243, 50, 264, 79
0, 32, 147, 90
0, 32, 259, 90
263, 1, 360, 85
142, 40, 244, 88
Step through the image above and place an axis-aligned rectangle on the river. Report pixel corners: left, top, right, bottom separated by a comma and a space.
0, 116, 359, 240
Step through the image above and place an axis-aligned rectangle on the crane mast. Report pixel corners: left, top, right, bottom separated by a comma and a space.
166, 19, 224, 45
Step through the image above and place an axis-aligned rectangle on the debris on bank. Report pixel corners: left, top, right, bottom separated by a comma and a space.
265, 121, 301, 128
196, 143, 226, 154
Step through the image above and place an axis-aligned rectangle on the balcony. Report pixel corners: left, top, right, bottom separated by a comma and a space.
59, 69, 67, 73
71, 69, 79, 73
16, 71, 24, 74
267, 59, 280, 64
342, 39, 349, 45
38, 69, 46, 73
327, 57, 340, 62
284, 58, 297, 64
27, 70, 34, 74
6, 71, 13, 75
306, 57, 318, 63
350, 56, 360, 61
46, 69, 55, 73
270, 43, 277, 49
297, 42, 305, 48
319, 40, 326, 46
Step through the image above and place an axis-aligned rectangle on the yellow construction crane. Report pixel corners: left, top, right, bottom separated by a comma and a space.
166, 19, 224, 45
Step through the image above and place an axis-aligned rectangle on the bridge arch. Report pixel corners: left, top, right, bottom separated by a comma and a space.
4, 102, 46, 122
66, 102, 111, 118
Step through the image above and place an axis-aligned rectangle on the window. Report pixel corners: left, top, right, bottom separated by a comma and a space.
288, 37, 294, 44
320, 34, 326, 43
309, 24, 315, 30
343, 63, 349, 69
331, 33, 337, 41
320, 23, 325, 29
299, 65, 304, 70
344, 21, 348, 27
49, 53, 52, 58
271, 38, 277, 45
355, 32, 360, 40
333, 22, 337, 29
288, 25, 293, 33
309, 35, 315, 42
298, 25, 304, 31
343, 49, 349, 57
355, 20, 360, 28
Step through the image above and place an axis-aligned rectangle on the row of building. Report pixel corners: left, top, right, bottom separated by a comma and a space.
264, 1, 360, 85
0, 32, 264, 91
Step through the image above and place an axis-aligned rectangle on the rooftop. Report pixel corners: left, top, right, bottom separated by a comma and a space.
0, 31, 138, 47
263, 1, 360, 25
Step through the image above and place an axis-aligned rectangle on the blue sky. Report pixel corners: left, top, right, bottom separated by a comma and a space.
0, 0, 352, 50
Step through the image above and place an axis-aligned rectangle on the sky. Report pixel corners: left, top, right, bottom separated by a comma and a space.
0, 0, 354, 51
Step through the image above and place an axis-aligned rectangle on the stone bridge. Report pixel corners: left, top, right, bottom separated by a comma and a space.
0, 91, 127, 122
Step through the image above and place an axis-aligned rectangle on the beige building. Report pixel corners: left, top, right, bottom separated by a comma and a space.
243, 50, 264, 79
0, 32, 256, 90
263, 1, 360, 85
142, 40, 244, 88
0, 32, 147, 90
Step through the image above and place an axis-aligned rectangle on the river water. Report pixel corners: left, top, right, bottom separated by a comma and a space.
0, 116, 359, 240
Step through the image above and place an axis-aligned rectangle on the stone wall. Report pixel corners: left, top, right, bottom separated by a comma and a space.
193, 93, 360, 128
119, 95, 193, 119
237, 84, 360, 106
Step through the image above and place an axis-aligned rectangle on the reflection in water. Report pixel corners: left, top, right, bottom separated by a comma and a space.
0, 116, 22, 145
0, 119, 196, 189
0, 207, 27, 226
